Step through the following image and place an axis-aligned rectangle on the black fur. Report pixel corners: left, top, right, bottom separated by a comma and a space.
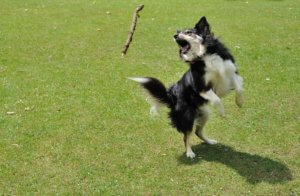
137, 61, 210, 133
139, 77, 171, 104
206, 39, 235, 62
133, 17, 236, 134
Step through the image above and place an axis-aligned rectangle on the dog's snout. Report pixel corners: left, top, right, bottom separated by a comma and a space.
174, 30, 182, 39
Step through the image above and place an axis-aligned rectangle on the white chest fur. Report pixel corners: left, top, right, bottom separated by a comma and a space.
203, 54, 237, 97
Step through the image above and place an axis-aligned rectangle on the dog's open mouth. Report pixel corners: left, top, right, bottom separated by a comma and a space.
176, 39, 191, 54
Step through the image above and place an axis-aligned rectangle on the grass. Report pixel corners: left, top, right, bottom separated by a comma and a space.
0, 0, 299, 194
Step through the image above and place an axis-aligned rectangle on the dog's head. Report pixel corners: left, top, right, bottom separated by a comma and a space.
174, 17, 213, 62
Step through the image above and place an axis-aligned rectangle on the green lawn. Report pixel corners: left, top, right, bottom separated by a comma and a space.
0, 0, 299, 194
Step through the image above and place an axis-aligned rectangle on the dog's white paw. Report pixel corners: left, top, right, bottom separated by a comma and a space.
186, 151, 196, 158
149, 106, 159, 116
205, 139, 218, 145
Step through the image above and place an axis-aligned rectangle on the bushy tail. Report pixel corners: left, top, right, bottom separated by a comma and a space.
128, 77, 172, 106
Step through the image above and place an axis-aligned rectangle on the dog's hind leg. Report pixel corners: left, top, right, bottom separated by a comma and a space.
232, 74, 244, 108
147, 97, 161, 116
149, 104, 160, 116
183, 132, 195, 158
195, 107, 217, 145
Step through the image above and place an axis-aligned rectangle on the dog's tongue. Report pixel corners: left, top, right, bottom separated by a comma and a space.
182, 45, 190, 53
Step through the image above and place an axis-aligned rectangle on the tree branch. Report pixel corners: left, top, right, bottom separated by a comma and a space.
121, 5, 144, 56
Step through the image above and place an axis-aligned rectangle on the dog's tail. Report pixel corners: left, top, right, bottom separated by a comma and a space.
128, 77, 172, 107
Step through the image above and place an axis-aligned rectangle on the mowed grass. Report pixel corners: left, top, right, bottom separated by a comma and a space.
0, 0, 299, 194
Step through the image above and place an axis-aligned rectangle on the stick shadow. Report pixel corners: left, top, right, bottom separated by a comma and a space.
177, 143, 292, 184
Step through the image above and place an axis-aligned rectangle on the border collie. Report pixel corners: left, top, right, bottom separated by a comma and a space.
129, 17, 244, 158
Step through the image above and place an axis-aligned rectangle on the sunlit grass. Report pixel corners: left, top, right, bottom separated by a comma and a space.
0, 0, 299, 194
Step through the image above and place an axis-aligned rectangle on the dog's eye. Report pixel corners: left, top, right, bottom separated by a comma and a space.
185, 30, 192, 34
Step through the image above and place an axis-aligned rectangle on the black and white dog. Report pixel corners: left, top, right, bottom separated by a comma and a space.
129, 17, 244, 158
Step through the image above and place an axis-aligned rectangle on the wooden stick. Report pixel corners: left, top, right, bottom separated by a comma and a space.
122, 5, 144, 56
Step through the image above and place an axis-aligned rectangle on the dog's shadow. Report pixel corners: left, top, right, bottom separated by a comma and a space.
177, 143, 292, 184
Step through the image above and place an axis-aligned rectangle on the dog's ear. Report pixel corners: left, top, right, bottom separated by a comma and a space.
195, 16, 211, 35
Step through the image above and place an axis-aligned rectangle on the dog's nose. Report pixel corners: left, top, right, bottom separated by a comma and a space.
174, 30, 182, 39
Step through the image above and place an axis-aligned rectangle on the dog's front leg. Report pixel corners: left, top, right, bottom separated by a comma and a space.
200, 89, 225, 117
232, 74, 244, 108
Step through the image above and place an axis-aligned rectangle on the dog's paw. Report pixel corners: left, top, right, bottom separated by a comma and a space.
149, 106, 159, 116
186, 151, 196, 158
205, 139, 218, 145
